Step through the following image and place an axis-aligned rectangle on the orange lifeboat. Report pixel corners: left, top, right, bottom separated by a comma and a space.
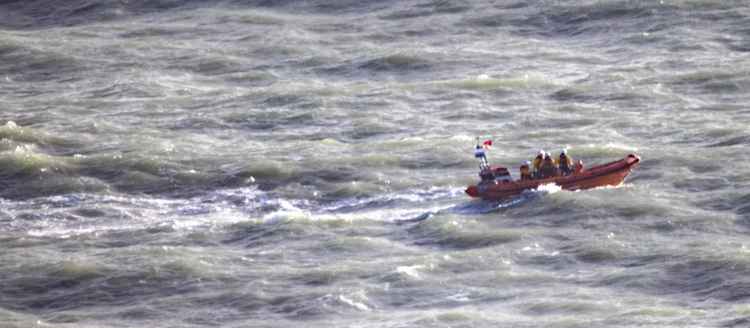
466, 154, 640, 200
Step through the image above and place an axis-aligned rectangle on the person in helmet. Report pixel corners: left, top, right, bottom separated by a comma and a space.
531, 149, 545, 179
520, 161, 532, 180
539, 152, 559, 179
557, 149, 574, 176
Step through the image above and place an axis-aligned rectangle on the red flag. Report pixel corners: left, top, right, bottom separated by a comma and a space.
482, 140, 492, 148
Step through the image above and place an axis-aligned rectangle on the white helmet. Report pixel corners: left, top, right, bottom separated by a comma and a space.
538, 149, 545, 156
561, 149, 568, 155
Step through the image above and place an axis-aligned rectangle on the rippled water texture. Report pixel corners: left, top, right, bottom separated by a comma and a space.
1, 0, 750, 327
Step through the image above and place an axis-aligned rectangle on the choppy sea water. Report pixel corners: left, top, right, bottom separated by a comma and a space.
1, 1, 750, 327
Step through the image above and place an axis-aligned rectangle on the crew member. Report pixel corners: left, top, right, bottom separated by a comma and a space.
531, 149, 545, 178
558, 149, 573, 176
520, 161, 532, 180
539, 152, 559, 179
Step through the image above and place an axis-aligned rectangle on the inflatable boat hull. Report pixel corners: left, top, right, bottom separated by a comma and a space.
466, 154, 640, 200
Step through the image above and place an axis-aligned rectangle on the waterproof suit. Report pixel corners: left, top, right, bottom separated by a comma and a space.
558, 153, 573, 176
539, 156, 558, 179
532, 155, 544, 178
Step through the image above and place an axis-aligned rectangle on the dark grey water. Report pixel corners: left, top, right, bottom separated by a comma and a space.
1, 0, 750, 327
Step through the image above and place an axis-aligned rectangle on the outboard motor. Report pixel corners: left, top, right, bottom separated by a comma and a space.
478, 166, 512, 183
479, 168, 495, 182
491, 166, 512, 183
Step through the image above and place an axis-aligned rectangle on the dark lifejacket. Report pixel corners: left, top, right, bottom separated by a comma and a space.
558, 154, 573, 173
539, 157, 558, 178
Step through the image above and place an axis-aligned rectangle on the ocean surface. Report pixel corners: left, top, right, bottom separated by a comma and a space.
1, 0, 750, 327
